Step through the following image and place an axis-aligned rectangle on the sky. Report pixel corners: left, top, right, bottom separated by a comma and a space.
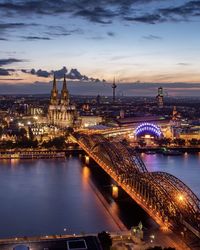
0, 0, 200, 96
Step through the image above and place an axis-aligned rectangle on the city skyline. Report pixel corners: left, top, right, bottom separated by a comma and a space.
0, 0, 200, 95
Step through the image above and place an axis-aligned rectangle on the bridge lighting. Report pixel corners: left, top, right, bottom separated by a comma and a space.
150, 234, 155, 239
161, 225, 169, 232
112, 185, 119, 198
85, 155, 90, 164
177, 194, 184, 203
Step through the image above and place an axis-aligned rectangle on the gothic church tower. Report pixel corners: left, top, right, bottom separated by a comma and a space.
48, 75, 76, 127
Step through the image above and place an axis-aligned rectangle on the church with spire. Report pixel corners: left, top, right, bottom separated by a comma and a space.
48, 75, 76, 127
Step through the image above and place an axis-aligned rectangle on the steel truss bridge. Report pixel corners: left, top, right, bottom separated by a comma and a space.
72, 132, 200, 249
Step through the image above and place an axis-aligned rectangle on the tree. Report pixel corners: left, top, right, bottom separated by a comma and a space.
156, 138, 171, 147
18, 128, 27, 138
28, 127, 34, 140
41, 136, 66, 149
67, 127, 74, 134
98, 231, 112, 250
9, 128, 27, 138
121, 138, 129, 146
189, 138, 199, 146
16, 137, 38, 148
173, 138, 185, 146
138, 139, 146, 147
0, 140, 14, 149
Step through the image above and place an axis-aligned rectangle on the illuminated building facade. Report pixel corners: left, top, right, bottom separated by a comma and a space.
48, 75, 76, 127
79, 116, 103, 128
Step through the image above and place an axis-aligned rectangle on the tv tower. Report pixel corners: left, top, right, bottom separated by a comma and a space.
112, 77, 117, 103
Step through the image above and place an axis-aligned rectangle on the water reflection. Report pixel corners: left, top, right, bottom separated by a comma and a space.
142, 153, 200, 197
0, 158, 121, 238
82, 165, 90, 190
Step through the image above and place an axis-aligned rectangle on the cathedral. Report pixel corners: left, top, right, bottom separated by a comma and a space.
48, 75, 76, 127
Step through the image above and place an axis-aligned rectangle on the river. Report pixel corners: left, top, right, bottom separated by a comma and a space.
141, 152, 200, 197
0, 153, 199, 238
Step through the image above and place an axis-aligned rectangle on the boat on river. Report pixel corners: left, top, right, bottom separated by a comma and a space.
162, 149, 183, 156
145, 150, 157, 155
0, 151, 66, 159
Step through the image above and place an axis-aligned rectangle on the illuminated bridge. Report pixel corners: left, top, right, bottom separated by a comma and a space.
71, 132, 200, 249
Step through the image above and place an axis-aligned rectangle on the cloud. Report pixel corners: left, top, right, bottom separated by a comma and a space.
67, 68, 89, 81
44, 27, 84, 39
160, 1, 200, 18
89, 36, 105, 40
22, 66, 102, 82
36, 69, 51, 77
107, 31, 115, 37
124, 14, 164, 24
0, 78, 23, 81
0, 0, 200, 26
0, 58, 24, 66
74, 7, 115, 24
0, 22, 38, 33
177, 62, 191, 66
22, 68, 51, 78
0, 22, 27, 30
125, 1, 200, 24
20, 36, 51, 41
53, 67, 68, 79
0, 68, 10, 76
142, 34, 162, 40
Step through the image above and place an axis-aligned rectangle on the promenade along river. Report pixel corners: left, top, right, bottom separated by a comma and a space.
0, 153, 199, 238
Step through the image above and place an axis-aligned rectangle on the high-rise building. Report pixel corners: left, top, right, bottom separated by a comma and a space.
48, 75, 76, 127
156, 87, 164, 108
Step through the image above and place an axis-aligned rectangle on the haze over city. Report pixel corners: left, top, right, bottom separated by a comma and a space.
0, 0, 200, 95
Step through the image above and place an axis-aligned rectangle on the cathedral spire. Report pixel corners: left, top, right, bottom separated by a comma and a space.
63, 74, 67, 90
61, 74, 69, 105
50, 75, 58, 105
53, 74, 57, 89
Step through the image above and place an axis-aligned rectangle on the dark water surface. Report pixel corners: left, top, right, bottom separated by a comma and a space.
0, 157, 121, 238
142, 153, 200, 197
0, 153, 199, 238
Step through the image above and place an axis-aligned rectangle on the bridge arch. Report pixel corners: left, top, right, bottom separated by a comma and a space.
135, 122, 162, 138
73, 132, 200, 242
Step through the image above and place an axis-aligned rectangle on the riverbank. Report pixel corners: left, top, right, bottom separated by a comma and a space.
136, 147, 200, 154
